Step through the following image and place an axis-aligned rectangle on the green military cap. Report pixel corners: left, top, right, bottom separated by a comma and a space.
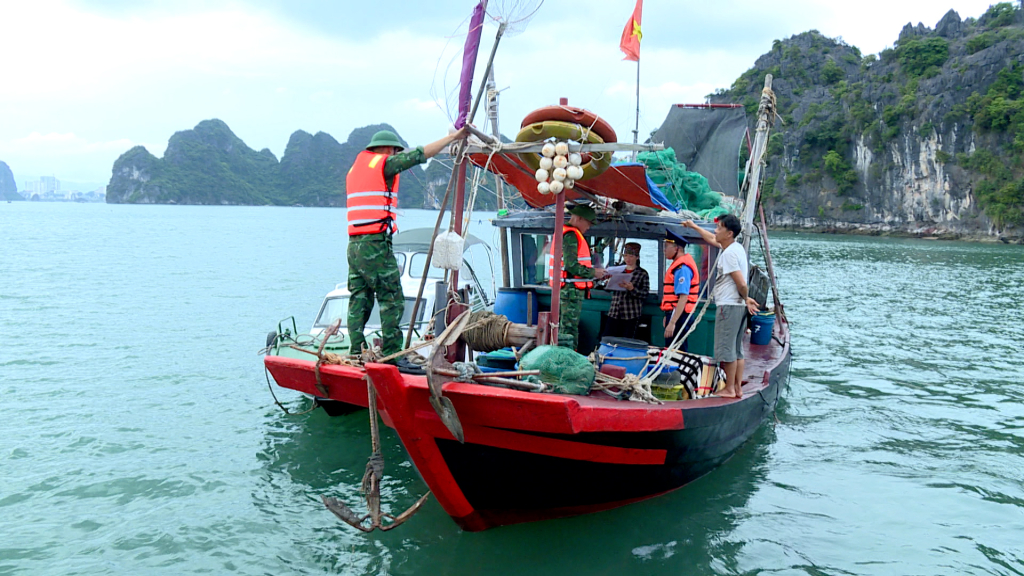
568, 204, 597, 223
366, 130, 405, 151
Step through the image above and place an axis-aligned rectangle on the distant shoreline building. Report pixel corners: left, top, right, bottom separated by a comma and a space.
21, 176, 105, 202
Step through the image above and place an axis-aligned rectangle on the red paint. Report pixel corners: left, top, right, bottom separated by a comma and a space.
467, 153, 660, 210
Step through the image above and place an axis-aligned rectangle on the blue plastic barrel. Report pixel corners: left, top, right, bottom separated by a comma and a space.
750, 313, 775, 345
494, 288, 539, 325
597, 337, 650, 376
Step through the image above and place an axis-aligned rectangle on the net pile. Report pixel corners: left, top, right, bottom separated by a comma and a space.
638, 148, 725, 215
519, 345, 594, 395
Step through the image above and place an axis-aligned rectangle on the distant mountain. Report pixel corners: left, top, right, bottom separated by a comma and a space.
1, 161, 24, 201
106, 119, 432, 207
717, 3, 1024, 239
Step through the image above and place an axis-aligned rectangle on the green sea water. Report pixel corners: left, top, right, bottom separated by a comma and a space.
2, 203, 1022, 575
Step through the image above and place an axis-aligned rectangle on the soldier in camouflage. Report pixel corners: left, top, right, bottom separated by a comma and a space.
556, 205, 608, 351
346, 127, 466, 373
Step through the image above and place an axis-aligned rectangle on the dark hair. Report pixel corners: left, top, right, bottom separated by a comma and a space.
716, 214, 742, 238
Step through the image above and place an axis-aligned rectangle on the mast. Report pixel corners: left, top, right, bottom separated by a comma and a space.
741, 74, 775, 254
632, 58, 640, 162
487, 66, 511, 288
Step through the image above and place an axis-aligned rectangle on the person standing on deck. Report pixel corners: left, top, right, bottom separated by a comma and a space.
682, 215, 759, 398
547, 205, 608, 351
662, 235, 700, 352
604, 242, 649, 340
346, 128, 466, 373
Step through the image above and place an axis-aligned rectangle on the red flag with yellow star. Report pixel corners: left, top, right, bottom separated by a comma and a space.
619, 0, 643, 61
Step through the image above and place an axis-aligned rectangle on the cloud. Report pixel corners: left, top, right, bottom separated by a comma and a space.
0, 0, 1008, 183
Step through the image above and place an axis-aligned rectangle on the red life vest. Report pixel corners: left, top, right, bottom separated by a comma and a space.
346, 150, 399, 236
546, 226, 593, 290
661, 253, 700, 313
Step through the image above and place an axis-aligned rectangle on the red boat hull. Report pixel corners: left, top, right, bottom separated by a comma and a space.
264, 320, 791, 531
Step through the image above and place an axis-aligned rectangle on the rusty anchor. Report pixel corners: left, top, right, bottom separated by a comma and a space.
321, 374, 430, 532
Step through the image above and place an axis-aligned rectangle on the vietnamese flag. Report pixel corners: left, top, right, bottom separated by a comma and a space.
619, 0, 643, 61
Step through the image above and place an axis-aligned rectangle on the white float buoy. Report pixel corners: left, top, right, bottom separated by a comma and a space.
537, 181, 551, 195
541, 143, 556, 158
552, 167, 567, 182
539, 156, 553, 170
433, 230, 465, 270
554, 141, 569, 156
553, 155, 568, 169
535, 168, 549, 182
565, 179, 575, 189
549, 180, 564, 194
568, 153, 582, 166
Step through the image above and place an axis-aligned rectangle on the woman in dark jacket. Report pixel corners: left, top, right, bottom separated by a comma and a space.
603, 242, 650, 340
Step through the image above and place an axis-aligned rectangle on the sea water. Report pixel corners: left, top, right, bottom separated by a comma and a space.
1, 203, 1022, 575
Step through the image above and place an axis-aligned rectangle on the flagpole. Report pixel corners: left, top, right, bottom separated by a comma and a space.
632, 57, 640, 161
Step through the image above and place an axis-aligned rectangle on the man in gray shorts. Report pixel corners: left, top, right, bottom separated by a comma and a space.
683, 215, 759, 398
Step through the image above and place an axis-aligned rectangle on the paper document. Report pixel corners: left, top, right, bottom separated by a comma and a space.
603, 265, 634, 292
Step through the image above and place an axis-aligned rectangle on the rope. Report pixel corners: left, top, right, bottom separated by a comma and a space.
452, 361, 481, 382
591, 372, 662, 405
263, 367, 321, 415
460, 309, 511, 352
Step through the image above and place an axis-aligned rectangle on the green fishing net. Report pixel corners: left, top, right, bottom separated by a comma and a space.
519, 345, 595, 395
639, 148, 723, 213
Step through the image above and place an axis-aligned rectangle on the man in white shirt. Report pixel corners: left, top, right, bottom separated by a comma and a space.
683, 215, 759, 398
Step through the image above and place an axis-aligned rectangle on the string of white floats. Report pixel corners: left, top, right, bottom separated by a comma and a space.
535, 141, 584, 195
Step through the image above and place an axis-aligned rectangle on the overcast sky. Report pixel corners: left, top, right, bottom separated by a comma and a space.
0, 0, 1005, 188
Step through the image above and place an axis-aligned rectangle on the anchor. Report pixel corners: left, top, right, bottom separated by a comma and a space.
321, 374, 431, 531
425, 310, 472, 443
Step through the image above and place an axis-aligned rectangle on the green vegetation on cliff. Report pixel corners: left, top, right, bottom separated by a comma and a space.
719, 3, 1024, 230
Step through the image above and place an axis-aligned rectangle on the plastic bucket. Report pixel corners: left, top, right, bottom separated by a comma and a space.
750, 313, 775, 345
597, 336, 649, 376
494, 287, 539, 325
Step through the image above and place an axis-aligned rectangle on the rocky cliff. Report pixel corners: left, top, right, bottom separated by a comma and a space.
717, 3, 1024, 241
107, 120, 429, 207
1, 161, 23, 201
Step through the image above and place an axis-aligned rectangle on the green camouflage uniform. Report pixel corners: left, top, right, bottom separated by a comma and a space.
557, 230, 595, 351
347, 146, 426, 357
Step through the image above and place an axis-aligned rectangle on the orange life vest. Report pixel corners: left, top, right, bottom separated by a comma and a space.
346, 150, 399, 236
661, 253, 700, 313
545, 226, 593, 290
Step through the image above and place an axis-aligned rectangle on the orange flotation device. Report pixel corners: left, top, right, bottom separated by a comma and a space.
520, 105, 618, 144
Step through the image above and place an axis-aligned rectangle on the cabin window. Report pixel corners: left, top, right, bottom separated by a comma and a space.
409, 253, 445, 279
521, 234, 550, 285
315, 296, 426, 329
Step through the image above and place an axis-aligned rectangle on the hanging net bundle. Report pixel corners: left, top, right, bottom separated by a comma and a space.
638, 148, 725, 215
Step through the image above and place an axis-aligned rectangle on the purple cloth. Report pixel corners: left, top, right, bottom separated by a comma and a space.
455, 1, 486, 129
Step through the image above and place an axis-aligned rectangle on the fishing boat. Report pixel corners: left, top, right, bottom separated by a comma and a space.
261, 3, 790, 533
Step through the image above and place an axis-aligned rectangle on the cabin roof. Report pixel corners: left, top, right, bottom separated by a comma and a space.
493, 210, 717, 245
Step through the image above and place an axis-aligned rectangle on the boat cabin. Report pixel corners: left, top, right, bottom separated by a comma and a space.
495, 211, 768, 356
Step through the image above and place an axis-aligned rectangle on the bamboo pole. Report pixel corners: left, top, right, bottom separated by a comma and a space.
741, 74, 774, 254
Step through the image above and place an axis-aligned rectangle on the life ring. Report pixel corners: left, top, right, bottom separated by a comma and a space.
521, 106, 618, 144
515, 120, 613, 181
